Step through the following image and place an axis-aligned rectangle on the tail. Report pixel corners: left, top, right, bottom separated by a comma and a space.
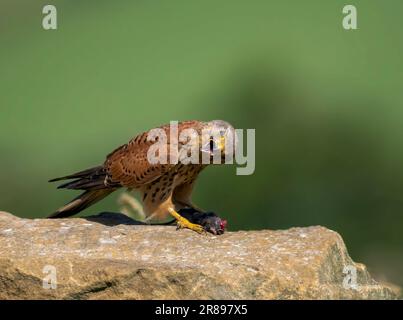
48, 189, 115, 218
48, 166, 117, 218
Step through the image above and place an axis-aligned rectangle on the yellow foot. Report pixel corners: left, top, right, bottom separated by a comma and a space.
169, 208, 205, 234
176, 217, 205, 234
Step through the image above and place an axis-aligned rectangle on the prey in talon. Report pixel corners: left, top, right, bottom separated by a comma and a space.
178, 208, 227, 235
48, 120, 236, 235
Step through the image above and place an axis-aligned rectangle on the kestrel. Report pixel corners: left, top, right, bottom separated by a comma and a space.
48, 120, 236, 234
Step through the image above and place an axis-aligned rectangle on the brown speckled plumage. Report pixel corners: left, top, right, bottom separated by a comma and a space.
48, 120, 234, 223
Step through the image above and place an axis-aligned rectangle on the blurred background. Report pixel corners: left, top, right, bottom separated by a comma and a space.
1, 0, 402, 287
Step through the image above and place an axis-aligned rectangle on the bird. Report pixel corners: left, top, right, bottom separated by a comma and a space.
48, 120, 236, 234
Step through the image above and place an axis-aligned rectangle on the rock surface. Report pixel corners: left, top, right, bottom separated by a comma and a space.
0, 211, 398, 299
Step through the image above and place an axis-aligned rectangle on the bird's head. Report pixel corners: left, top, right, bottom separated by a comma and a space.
200, 120, 236, 162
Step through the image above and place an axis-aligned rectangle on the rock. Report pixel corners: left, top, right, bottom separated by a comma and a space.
0, 211, 399, 299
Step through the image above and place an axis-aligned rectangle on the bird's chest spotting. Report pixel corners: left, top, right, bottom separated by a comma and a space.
141, 164, 204, 203
172, 164, 204, 185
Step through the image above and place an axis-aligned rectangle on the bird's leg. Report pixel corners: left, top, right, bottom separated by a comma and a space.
172, 183, 206, 213
168, 208, 205, 234
174, 200, 205, 213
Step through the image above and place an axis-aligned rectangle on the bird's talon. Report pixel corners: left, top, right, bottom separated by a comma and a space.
176, 217, 205, 234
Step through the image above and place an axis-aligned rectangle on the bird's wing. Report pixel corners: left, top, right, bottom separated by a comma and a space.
105, 135, 170, 188
104, 121, 204, 188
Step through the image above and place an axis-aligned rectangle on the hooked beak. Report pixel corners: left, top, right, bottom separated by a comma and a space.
217, 136, 225, 150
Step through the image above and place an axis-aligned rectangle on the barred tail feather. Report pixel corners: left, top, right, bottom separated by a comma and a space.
48, 189, 115, 218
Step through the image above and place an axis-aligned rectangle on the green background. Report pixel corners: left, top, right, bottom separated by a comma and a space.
1, 1, 402, 288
